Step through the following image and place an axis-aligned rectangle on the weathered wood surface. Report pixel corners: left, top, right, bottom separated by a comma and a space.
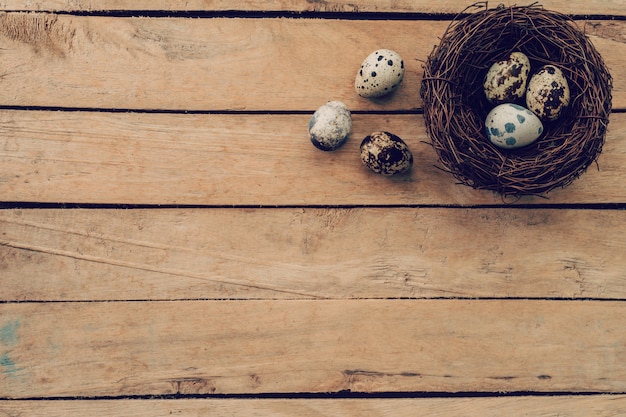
1, 0, 625, 16
2, 396, 626, 417
1, 208, 624, 301
1, 111, 625, 205
1, 0, 625, 414
0, 14, 622, 112
1, 300, 625, 397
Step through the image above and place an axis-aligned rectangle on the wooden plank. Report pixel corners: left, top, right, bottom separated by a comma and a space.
0, 14, 434, 111
1, 208, 625, 301
1, 0, 625, 16
0, 300, 625, 397
1, 111, 625, 205
2, 396, 626, 417
0, 14, 622, 111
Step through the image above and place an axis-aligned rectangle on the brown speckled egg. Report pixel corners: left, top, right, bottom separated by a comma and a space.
526, 65, 570, 121
360, 131, 413, 176
484, 52, 531, 104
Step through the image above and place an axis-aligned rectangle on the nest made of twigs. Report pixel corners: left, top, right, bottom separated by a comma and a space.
421, 2, 612, 196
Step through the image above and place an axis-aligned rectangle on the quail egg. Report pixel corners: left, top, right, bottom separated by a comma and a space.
355, 49, 405, 98
308, 101, 352, 151
484, 51, 531, 104
526, 65, 570, 121
360, 131, 413, 175
485, 103, 544, 149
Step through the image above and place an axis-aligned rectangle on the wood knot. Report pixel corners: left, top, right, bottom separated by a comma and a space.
0, 12, 75, 56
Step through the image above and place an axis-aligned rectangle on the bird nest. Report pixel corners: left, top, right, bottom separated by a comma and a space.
420, 3, 612, 196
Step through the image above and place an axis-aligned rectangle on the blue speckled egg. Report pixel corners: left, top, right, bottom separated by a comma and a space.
485, 103, 544, 149
308, 101, 352, 151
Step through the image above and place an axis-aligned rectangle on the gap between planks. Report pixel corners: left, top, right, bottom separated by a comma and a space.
0, 0, 624, 16
1, 396, 626, 416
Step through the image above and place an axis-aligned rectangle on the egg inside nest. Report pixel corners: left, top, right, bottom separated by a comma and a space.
526, 65, 570, 121
479, 52, 573, 152
483, 51, 531, 104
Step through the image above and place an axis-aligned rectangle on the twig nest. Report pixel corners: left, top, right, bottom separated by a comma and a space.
421, 4, 612, 196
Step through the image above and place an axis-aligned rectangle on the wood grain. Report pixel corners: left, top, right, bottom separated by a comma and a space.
1, 0, 625, 412
1, 208, 625, 301
1, 111, 625, 205
0, 14, 622, 111
1, 0, 624, 16
1, 300, 625, 397
2, 396, 626, 417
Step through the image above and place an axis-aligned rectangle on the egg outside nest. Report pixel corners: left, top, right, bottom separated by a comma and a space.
360, 131, 413, 176
308, 101, 352, 151
355, 49, 405, 98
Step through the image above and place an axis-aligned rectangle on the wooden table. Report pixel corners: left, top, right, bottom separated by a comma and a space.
1, 1, 625, 415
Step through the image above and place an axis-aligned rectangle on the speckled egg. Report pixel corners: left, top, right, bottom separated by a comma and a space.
485, 103, 544, 149
483, 52, 531, 104
360, 131, 413, 175
355, 49, 405, 98
308, 101, 352, 151
526, 65, 570, 121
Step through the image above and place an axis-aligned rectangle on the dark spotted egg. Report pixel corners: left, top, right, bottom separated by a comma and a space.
526, 65, 570, 121
484, 52, 531, 104
360, 131, 413, 175
485, 103, 544, 150
355, 49, 405, 98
